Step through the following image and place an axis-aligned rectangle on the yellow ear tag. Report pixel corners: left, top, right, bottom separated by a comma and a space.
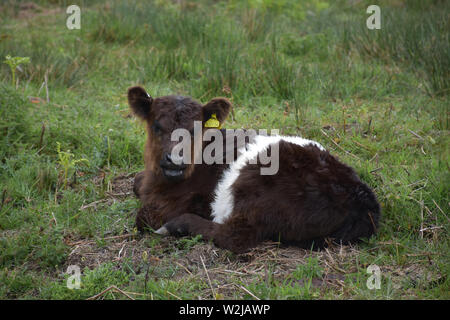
204, 113, 221, 128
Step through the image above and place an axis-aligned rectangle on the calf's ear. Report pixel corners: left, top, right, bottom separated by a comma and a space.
128, 86, 153, 119
203, 98, 232, 127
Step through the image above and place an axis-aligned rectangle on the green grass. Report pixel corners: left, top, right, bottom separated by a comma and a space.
0, 0, 448, 299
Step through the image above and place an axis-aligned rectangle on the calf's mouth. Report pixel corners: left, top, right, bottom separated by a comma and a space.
160, 164, 187, 181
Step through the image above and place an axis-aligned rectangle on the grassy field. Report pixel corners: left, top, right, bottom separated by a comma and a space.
0, 0, 448, 300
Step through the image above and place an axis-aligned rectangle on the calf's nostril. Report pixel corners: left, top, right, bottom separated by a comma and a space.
162, 152, 186, 169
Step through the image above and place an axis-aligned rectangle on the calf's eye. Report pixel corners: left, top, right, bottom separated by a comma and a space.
152, 122, 162, 134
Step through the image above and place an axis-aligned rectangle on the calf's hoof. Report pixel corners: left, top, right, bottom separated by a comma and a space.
154, 226, 169, 236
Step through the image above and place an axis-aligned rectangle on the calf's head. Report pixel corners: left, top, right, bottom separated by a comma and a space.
128, 86, 231, 182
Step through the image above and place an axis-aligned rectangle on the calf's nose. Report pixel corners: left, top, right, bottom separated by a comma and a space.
162, 152, 186, 167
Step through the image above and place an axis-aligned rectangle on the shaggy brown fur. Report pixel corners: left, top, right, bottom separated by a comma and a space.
128, 86, 381, 253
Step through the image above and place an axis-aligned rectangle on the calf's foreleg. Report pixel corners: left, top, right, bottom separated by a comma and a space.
156, 213, 259, 253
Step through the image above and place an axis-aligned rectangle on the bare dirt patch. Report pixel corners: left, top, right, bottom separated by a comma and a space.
16, 2, 62, 20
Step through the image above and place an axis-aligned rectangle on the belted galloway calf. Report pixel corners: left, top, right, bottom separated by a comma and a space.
128, 86, 380, 253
